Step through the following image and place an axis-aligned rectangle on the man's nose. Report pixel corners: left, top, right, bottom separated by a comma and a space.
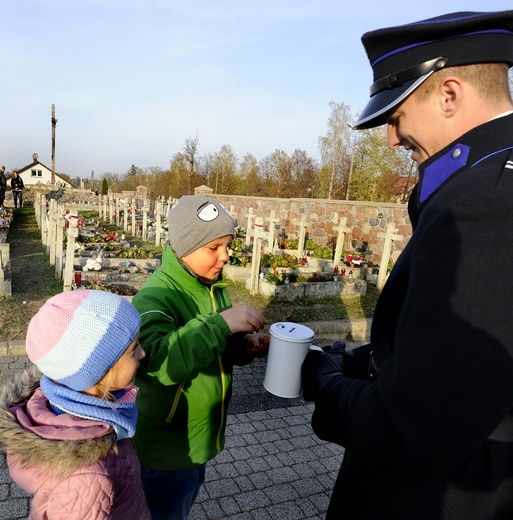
387, 124, 401, 150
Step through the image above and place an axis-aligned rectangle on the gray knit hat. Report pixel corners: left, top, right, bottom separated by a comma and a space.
168, 195, 235, 257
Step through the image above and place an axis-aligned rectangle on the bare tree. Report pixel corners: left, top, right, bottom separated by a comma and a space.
211, 144, 238, 194
239, 153, 260, 196
318, 101, 353, 199
182, 135, 200, 195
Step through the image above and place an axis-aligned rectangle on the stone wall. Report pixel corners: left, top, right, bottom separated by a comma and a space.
212, 194, 412, 265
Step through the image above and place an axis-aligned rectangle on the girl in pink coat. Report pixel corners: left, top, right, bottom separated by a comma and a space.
0, 290, 150, 519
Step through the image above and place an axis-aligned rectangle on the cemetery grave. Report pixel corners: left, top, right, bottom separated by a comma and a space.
35, 194, 168, 296
0, 207, 14, 296
34, 193, 402, 307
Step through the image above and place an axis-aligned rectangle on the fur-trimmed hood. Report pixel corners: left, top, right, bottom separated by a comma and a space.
0, 364, 117, 484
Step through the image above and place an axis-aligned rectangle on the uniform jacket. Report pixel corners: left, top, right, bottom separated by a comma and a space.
0, 365, 150, 520
132, 246, 245, 471
311, 113, 513, 519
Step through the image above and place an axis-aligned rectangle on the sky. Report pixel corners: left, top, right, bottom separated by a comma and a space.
2, 0, 512, 179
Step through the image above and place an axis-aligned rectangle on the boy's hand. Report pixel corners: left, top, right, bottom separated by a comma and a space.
244, 333, 270, 358
220, 305, 266, 334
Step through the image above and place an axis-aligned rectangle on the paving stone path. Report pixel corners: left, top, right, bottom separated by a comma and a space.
0, 354, 345, 520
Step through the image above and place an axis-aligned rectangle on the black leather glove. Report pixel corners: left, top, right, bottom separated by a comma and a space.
301, 340, 346, 402
342, 343, 375, 380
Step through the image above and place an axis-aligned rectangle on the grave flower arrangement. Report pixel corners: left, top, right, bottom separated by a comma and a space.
115, 245, 154, 259
82, 257, 103, 271
228, 238, 251, 266
234, 225, 246, 238
119, 260, 148, 274
343, 251, 364, 266
260, 252, 299, 269
0, 210, 12, 233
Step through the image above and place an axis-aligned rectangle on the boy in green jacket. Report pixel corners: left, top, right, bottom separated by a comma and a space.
133, 195, 269, 519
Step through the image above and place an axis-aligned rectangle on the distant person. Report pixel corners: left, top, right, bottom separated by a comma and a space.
0, 165, 6, 207
10, 170, 24, 208
132, 195, 269, 519
301, 9, 513, 519
0, 290, 150, 519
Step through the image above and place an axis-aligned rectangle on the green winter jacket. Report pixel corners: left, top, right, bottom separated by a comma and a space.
132, 246, 235, 471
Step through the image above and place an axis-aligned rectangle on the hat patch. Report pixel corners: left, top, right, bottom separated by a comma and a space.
198, 202, 220, 222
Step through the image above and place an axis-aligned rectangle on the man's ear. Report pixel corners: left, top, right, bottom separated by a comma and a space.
438, 77, 463, 117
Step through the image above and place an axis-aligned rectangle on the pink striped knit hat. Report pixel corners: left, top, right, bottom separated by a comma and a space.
26, 290, 141, 391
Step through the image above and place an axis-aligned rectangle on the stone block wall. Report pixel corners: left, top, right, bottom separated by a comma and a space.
213, 194, 412, 266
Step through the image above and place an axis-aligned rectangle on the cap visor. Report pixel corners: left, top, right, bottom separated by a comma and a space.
354, 74, 431, 129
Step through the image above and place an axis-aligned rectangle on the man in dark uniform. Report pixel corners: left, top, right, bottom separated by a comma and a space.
302, 10, 513, 519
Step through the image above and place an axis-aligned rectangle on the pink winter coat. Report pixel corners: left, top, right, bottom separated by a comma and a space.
0, 365, 150, 519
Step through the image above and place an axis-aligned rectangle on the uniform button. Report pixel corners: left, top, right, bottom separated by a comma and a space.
452, 148, 461, 159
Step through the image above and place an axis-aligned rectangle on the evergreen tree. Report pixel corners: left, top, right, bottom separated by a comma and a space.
100, 178, 108, 196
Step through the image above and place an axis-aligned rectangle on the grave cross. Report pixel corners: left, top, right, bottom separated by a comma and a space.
142, 200, 150, 242
108, 197, 114, 224
292, 214, 308, 257
248, 217, 270, 295
63, 219, 80, 292
115, 200, 121, 227
39, 195, 48, 247
245, 207, 255, 247
123, 200, 129, 233
265, 211, 281, 254
230, 205, 237, 225
54, 213, 65, 279
377, 223, 403, 290
47, 200, 58, 265
333, 217, 351, 270
155, 198, 165, 247
131, 199, 137, 237
37, 194, 46, 236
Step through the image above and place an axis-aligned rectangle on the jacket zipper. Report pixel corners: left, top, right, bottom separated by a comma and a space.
210, 282, 228, 452
165, 382, 185, 423
164, 282, 229, 450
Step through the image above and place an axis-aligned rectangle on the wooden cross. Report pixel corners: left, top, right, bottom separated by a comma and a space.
63, 220, 80, 292
123, 200, 129, 233
333, 217, 352, 269
265, 210, 281, 254
377, 223, 403, 290
245, 207, 255, 247
142, 200, 149, 242
249, 217, 270, 295
131, 199, 137, 237
292, 214, 308, 256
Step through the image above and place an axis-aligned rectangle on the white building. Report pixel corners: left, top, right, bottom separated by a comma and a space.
16, 153, 72, 187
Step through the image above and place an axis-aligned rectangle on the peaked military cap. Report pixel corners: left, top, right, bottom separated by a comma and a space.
354, 10, 513, 129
